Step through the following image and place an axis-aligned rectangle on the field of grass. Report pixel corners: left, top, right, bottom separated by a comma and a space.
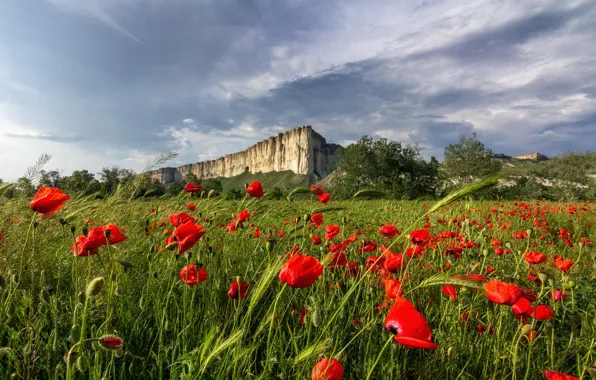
1, 189, 595, 379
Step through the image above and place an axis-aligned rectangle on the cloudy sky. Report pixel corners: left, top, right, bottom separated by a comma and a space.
1, 0, 595, 181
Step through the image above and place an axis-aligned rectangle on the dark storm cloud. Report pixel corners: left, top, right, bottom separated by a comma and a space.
0, 0, 595, 179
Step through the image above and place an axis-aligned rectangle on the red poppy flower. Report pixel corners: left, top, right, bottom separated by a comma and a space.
311, 235, 322, 245
180, 264, 208, 285
384, 278, 403, 298
279, 254, 324, 288
311, 213, 324, 227
325, 224, 340, 241
72, 235, 98, 256
551, 289, 567, 302
384, 252, 404, 273
494, 247, 504, 255
379, 224, 399, 238
310, 184, 325, 196
30, 186, 70, 214
542, 370, 579, 380
169, 212, 196, 227
311, 358, 344, 380
246, 180, 264, 198
531, 305, 553, 320
174, 222, 206, 255
384, 297, 437, 349
511, 297, 533, 317
441, 285, 457, 301
410, 230, 431, 246
362, 241, 377, 253
327, 251, 348, 269
317, 192, 331, 204
228, 279, 249, 300
101, 336, 123, 349
184, 182, 202, 193
523, 251, 547, 264
81, 224, 126, 251
452, 274, 486, 283
186, 203, 197, 211
165, 235, 177, 250
483, 280, 524, 306
554, 257, 574, 273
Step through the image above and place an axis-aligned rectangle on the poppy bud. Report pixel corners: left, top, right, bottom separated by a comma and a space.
115, 347, 124, 358
538, 273, 549, 283
482, 249, 489, 256
70, 225, 76, 235
76, 355, 89, 372
447, 346, 454, 357
312, 308, 321, 327
82, 226, 89, 236
99, 335, 123, 350
152, 272, 158, 279
567, 280, 576, 288
520, 324, 533, 335
266, 240, 275, 255
303, 214, 309, 222
505, 242, 512, 250
59, 218, 66, 225
85, 277, 105, 298
548, 278, 555, 287
587, 365, 596, 379
0, 274, 5, 289
33, 221, 39, 229
526, 228, 533, 236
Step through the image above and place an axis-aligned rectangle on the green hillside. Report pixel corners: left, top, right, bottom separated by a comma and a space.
217, 170, 311, 192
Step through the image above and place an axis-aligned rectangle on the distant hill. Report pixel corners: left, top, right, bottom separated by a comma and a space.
216, 170, 311, 193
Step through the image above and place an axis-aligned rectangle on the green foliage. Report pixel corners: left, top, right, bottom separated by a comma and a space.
203, 179, 223, 193
225, 188, 244, 200
442, 132, 502, 188
331, 136, 439, 200
267, 187, 286, 200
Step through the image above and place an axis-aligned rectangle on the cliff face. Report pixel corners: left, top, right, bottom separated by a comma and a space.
150, 125, 341, 184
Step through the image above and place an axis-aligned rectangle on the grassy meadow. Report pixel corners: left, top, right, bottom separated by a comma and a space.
0, 189, 595, 379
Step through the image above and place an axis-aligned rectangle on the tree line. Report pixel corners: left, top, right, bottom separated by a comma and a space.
1, 133, 594, 201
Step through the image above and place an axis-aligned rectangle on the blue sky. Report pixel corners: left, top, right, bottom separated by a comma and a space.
1, 0, 595, 181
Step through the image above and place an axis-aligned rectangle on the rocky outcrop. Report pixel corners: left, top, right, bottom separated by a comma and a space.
149, 125, 342, 184
514, 153, 548, 161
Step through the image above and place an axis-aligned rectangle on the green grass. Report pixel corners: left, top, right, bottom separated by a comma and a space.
1, 195, 595, 379
217, 170, 311, 193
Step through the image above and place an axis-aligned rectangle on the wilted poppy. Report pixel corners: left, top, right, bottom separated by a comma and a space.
384, 297, 438, 349
184, 182, 203, 193
30, 186, 70, 214
311, 358, 344, 380
246, 180, 264, 198
180, 264, 208, 285
279, 254, 324, 288
483, 280, 524, 306
410, 230, 431, 246
441, 285, 457, 301
228, 279, 249, 300
310, 185, 325, 196
379, 224, 399, 238
174, 222, 206, 255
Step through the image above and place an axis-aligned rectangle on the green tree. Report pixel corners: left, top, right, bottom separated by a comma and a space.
332, 136, 439, 199
99, 167, 136, 194
442, 132, 502, 187
16, 177, 36, 197
203, 178, 223, 193
39, 170, 62, 188
63, 170, 100, 194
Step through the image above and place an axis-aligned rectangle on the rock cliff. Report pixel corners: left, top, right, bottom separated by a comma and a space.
149, 125, 342, 184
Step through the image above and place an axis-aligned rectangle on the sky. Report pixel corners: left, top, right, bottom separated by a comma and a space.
1, 0, 595, 181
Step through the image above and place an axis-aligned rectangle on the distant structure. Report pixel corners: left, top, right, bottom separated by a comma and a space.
149, 125, 342, 184
491, 153, 512, 159
513, 153, 549, 161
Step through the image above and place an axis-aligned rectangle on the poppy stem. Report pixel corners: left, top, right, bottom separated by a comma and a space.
366, 335, 393, 380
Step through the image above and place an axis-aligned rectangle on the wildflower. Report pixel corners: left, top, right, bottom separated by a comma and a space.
311, 235, 322, 245
174, 222, 206, 255
169, 212, 196, 227
30, 186, 70, 214
384, 278, 403, 298
523, 251, 547, 264
542, 370, 579, 380
384, 297, 438, 349
186, 203, 197, 211
228, 279, 249, 300
379, 224, 399, 238
180, 264, 208, 285
410, 230, 431, 246
483, 280, 524, 306
311, 358, 344, 380
99, 335, 123, 350
325, 225, 340, 241
81, 224, 126, 252
184, 182, 202, 193
531, 305, 553, 320
279, 254, 324, 288
441, 285, 457, 301
318, 192, 331, 204
246, 180, 264, 198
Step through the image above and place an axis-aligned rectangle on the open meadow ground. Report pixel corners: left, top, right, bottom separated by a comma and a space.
1, 194, 595, 379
